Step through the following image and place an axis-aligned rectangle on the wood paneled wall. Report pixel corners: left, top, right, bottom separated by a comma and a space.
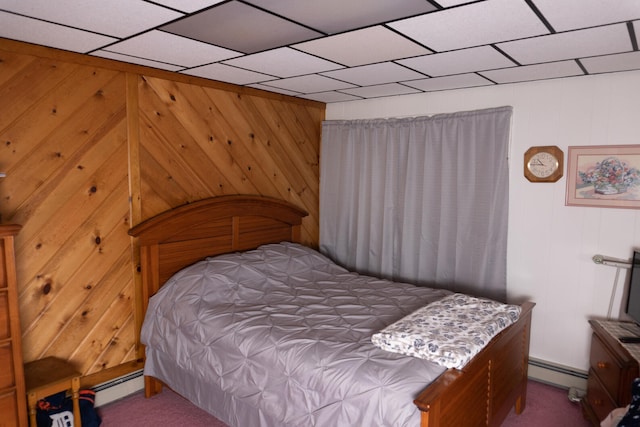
0, 39, 324, 382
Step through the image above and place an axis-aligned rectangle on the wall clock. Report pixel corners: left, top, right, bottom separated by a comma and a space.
524, 146, 564, 183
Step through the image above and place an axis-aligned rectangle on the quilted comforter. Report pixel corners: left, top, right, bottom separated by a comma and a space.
141, 242, 452, 427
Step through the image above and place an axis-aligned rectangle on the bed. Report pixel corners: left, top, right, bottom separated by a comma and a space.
129, 195, 534, 427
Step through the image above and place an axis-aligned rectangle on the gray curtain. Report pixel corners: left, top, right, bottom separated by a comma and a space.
319, 106, 512, 301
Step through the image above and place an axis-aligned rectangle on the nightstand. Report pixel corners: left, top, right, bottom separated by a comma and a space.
582, 320, 640, 425
24, 357, 82, 427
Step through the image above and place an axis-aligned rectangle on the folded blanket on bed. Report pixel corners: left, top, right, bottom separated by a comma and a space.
371, 293, 521, 369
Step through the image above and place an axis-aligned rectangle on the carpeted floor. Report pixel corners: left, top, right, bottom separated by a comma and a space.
98, 379, 591, 426
502, 380, 590, 427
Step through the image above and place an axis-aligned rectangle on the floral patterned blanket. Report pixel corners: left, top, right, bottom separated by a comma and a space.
371, 293, 521, 369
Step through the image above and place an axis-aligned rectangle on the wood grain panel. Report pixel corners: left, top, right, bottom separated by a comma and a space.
136, 76, 321, 245
0, 38, 324, 382
0, 49, 133, 375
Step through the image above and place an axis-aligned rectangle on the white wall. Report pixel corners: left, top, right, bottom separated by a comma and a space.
325, 71, 640, 373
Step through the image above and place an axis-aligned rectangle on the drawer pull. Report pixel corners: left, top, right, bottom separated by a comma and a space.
597, 361, 607, 369
593, 398, 604, 406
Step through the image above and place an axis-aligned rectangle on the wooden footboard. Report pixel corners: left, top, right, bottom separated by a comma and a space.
414, 301, 535, 427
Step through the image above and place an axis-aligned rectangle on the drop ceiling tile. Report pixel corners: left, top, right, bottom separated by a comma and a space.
340, 83, 422, 98
107, 30, 241, 67
533, 0, 640, 32
436, 0, 478, 6
403, 74, 494, 91
321, 62, 426, 86
2, 0, 640, 104
161, 1, 322, 54
300, 91, 364, 103
0, 11, 116, 53
388, 0, 549, 52
244, 0, 437, 34
248, 84, 302, 97
581, 52, 640, 74
183, 63, 273, 85
223, 48, 343, 78
150, 0, 226, 13
479, 60, 584, 84
497, 24, 633, 66
91, 50, 184, 72
397, 46, 516, 77
0, 0, 182, 38
263, 75, 357, 93
294, 26, 431, 67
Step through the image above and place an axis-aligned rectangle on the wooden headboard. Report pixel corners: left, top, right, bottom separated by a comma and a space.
128, 195, 308, 354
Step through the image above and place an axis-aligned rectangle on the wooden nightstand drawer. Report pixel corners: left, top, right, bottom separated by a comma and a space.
586, 368, 617, 422
583, 321, 640, 426
590, 333, 623, 398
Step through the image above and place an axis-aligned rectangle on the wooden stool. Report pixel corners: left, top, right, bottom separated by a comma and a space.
24, 356, 82, 427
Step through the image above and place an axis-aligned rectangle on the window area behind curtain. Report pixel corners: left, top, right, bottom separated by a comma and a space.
319, 106, 512, 302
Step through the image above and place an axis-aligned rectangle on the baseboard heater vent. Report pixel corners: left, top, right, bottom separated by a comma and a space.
529, 358, 588, 379
93, 369, 144, 407
92, 359, 588, 406
528, 357, 587, 391
93, 369, 143, 393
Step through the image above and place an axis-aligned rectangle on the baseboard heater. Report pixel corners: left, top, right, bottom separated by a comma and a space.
527, 357, 588, 391
92, 359, 589, 407
93, 369, 144, 407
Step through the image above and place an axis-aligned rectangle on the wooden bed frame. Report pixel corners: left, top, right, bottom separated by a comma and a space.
129, 194, 535, 427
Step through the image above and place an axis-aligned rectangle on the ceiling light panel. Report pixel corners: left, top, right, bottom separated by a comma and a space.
223, 48, 343, 78
244, 0, 437, 34
107, 30, 241, 67
264, 75, 357, 93
149, 0, 226, 14
321, 62, 426, 86
479, 60, 584, 84
161, 1, 323, 54
581, 51, 640, 74
184, 63, 273, 85
533, 0, 640, 32
388, 0, 550, 52
0, 0, 182, 38
0, 12, 116, 53
294, 26, 432, 67
397, 46, 516, 77
403, 74, 494, 91
497, 24, 633, 65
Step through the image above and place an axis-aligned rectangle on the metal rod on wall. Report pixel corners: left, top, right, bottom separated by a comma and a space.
592, 254, 632, 269
593, 254, 632, 320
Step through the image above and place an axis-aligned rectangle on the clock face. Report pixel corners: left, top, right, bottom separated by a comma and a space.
524, 146, 563, 182
527, 152, 559, 178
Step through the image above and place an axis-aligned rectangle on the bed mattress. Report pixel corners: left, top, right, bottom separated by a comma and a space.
141, 242, 451, 427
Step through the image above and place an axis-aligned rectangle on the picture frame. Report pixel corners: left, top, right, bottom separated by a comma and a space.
565, 145, 640, 209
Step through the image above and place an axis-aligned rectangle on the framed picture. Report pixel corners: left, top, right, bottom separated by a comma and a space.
566, 145, 640, 209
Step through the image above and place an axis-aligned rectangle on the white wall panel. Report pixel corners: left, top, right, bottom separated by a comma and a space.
325, 71, 640, 372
